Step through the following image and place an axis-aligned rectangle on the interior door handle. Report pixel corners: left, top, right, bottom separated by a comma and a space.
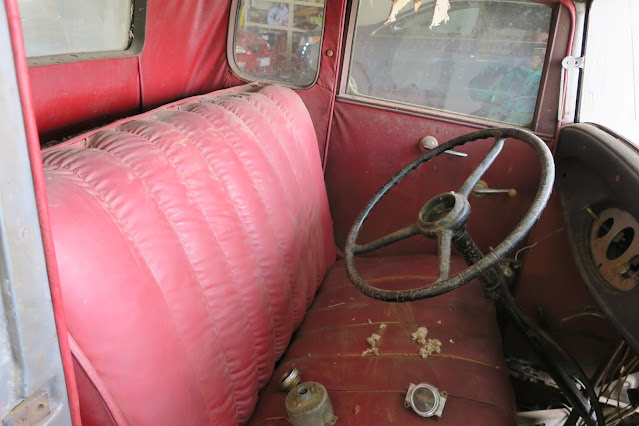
419, 136, 468, 157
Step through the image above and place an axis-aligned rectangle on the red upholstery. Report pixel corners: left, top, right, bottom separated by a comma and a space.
43, 83, 514, 425
42, 84, 335, 425
251, 256, 516, 425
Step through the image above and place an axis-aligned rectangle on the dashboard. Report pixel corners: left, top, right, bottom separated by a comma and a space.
556, 123, 639, 354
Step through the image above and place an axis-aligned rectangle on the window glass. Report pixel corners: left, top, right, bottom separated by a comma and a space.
18, 0, 133, 58
580, 0, 639, 144
233, 0, 325, 87
346, 0, 552, 127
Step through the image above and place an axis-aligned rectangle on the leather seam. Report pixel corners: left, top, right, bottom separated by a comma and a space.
84, 131, 246, 423
253, 90, 327, 289
112, 121, 273, 386
43, 161, 231, 423
67, 333, 127, 426
211, 100, 310, 327
182, 103, 299, 344
237, 92, 322, 310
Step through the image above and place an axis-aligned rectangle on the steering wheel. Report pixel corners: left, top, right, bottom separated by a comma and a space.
345, 128, 555, 302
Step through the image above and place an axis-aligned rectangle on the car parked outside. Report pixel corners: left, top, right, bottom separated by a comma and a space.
235, 29, 276, 76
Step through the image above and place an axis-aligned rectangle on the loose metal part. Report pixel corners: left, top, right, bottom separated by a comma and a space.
279, 368, 301, 392
472, 180, 517, 198
404, 383, 447, 418
3, 391, 51, 426
285, 382, 337, 426
419, 135, 468, 157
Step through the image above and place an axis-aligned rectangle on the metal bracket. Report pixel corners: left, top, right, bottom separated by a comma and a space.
558, 56, 585, 123
561, 56, 584, 70
3, 391, 51, 426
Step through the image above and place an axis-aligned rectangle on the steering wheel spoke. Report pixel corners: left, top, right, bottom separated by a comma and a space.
436, 230, 453, 281
458, 137, 506, 198
353, 223, 421, 255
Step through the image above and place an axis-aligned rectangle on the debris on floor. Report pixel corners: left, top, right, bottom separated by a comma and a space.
411, 327, 429, 345
419, 339, 442, 358
362, 332, 381, 356
412, 326, 443, 358
362, 323, 388, 356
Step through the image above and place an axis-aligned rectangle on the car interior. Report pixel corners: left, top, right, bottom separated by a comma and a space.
1, 0, 638, 425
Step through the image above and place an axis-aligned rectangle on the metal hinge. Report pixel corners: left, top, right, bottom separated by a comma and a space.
558, 56, 586, 122
3, 391, 51, 426
561, 55, 585, 70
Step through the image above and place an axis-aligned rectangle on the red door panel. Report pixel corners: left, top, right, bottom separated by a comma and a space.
30, 58, 140, 142
325, 101, 543, 255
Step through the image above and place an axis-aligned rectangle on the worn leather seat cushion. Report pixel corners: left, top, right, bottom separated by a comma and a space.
43, 84, 335, 425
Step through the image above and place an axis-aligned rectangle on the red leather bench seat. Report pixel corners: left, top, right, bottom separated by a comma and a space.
43, 84, 335, 425
43, 84, 515, 425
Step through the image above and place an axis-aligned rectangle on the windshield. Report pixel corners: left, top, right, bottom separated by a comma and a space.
346, 0, 552, 127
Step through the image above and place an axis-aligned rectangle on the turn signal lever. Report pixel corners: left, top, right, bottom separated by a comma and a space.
472, 180, 517, 198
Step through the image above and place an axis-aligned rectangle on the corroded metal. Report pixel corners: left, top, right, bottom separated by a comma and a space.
589, 208, 639, 292
279, 368, 301, 392
285, 382, 337, 426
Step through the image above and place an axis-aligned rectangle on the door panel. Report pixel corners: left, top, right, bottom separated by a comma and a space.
326, 101, 542, 255
326, 0, 568, 255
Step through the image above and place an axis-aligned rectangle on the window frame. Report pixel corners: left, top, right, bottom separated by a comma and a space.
226, 0, 327, 90
338, 0, 569, 138
26, 0, 147, 68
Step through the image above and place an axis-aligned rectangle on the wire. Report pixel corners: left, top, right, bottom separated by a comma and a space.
593, 341, 626, 390
494, 277, 605, 426
514, 226, 565, 260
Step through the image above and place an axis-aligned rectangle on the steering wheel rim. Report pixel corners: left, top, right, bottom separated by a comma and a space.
344, 127, 555, 302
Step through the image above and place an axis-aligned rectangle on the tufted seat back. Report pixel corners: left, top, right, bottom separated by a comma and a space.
43, 84, 336, 425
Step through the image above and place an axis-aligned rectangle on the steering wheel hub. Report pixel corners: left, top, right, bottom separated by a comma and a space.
417, 192, 470, 238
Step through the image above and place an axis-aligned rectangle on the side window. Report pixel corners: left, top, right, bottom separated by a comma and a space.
346, 0, 552, 127
17, 0, 143, 63
231, 0, 326, 87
